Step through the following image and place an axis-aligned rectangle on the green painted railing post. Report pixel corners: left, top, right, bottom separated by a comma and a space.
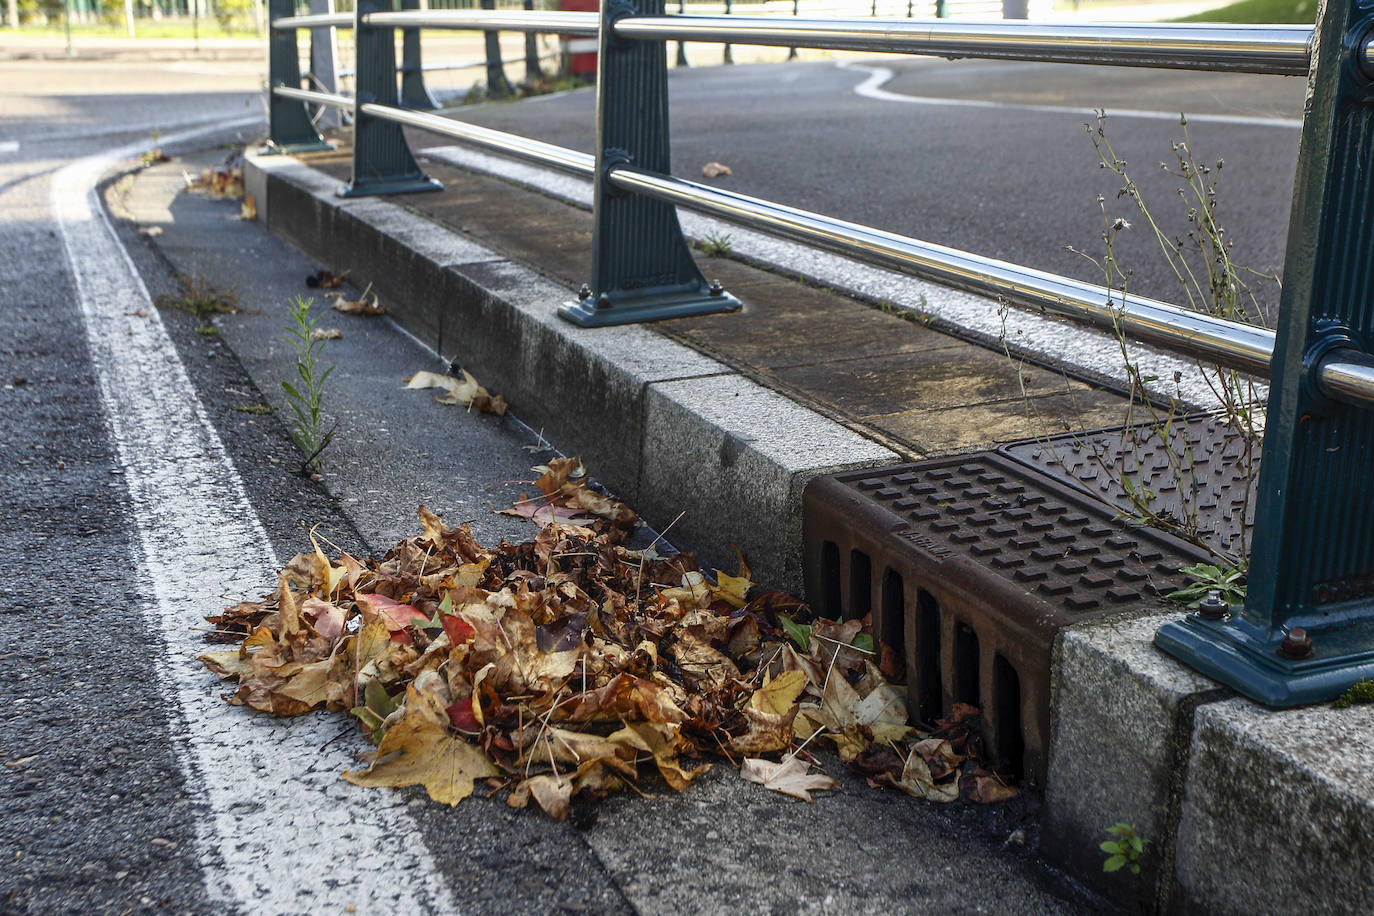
399, 0, 439, 110
524, 0, 545, 82
339, 0, 442, 197
482, 0, 513, 98
1156, 0, 1374, 705
558, 0, 740, 327
264, 0, 333, 153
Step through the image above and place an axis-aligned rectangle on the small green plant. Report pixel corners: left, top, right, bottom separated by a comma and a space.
1333, 679, 1374, 709
1167, 560, 1248, 608
282, 296, 336, 475
878, 295, 937, 328
233, 403, 273, 415
1101, 822, 1148, 875
157, 275, 237, 335
698, 232, 734, 257
1000, 113, 1270, 573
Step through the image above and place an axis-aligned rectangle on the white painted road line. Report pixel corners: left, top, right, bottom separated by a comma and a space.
838, 61, 1304, 129
420, 142, 1231, 408
54, 120, 458, 915
0, 140, 19, 154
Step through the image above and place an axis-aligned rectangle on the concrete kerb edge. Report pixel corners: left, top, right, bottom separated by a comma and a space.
244, 148, 899, 594
1043, 610, 1231, 909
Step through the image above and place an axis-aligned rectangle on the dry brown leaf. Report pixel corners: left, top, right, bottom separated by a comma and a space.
740, 755, 836, 802
701, 161, 733, 178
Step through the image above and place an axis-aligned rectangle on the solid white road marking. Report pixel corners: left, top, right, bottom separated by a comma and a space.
420, 142, 1231, 407
54, 120, 458, 915
837, 60, 1303, 129
0, 140, 19, 154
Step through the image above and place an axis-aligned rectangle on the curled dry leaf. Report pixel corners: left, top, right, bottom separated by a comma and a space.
403, 368, 507, 416
240, 193, 257, 221
330, 283, 385, 316
310, 327, 342, 341
740, 755, 837, 803
701, 161, 733, 178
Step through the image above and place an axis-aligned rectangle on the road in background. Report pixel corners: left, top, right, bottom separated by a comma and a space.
456, 56, 1306, 323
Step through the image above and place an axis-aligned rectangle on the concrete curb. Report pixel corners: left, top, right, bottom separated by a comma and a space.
245, 150, 897, 594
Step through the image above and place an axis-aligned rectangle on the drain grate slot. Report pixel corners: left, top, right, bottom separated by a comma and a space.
993, 654, 1025, 781
803, 452, 1207, 787
913, 589, 942, 725
849, 549, 872, 621
953, 622, 981, 708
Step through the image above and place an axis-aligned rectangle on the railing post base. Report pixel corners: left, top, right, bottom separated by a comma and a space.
1156, 615, 1374, 706
337, 176, 443, 198
1156, 0, 1374, 706
570, 0, 740, 327
559, 284, 741, 328
267, 0, 331, 152
346, 0, 442, 198
259, 139, 336, 156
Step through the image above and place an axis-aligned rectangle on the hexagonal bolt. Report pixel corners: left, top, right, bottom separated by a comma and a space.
595, 293, 613, 310
708, 279, 724, 297
1278, 627, 1314, 660
578, 283, 592, 301
1195, 589, 1227, 621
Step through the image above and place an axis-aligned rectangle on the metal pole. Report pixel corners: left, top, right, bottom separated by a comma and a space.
524, 0, 545, 81
263, 0, 333, 153
125, 0, 135, 37
559, 0, 739, 327
676, 0, 688, 67
481, 0, 512, 97
609, 18, 1313, 76
722, 0, 732, 64
64, 0, 72, 56
340, 0, 441, 196
400, 0, 440, 108
1156, 0, 1374, 706
308, 0, 343, 129
788, 0, 797, 60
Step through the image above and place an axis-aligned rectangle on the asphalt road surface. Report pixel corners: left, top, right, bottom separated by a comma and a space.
457, 55, 1307, 323
1, 53, 1112, 914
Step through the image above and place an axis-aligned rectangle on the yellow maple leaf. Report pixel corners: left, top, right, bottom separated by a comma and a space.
343, 684, 498, 805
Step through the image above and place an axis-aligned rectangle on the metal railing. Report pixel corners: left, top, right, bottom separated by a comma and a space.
263, 0, 1374, 708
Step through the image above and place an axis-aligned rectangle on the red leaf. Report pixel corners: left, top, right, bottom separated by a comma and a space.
357, 593, 428, 631
442, 613, 476, 646
446, 699, 481, 732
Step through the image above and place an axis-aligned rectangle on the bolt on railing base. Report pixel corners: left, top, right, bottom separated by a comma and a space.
336, 175, 443, 198
558, 284, 741, 327
258, 139, 337, 156
1155, 613, 1374, 707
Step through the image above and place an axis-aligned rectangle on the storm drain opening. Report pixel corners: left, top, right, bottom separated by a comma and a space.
952, 622, 981, 709
880, 568, 905, 674
913, 589, 942, 725
849, 549, 872, 620
993, 654, 1026, 780
803, 451, 1209, 788
819, 540, 841, 618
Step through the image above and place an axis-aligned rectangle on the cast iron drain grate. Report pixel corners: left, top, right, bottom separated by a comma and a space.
1000, 412, 1260, 560
802, 452, 1208, 788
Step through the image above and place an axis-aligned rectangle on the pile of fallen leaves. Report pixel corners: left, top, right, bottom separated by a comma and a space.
201, 458, 1016, 818
185, 165, 245, 199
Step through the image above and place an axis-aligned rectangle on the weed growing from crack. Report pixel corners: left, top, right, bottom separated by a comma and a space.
1000, 112, 1270, 588
697, 232, 734, 258
157, 274, 237, 335
879, 295, 937, 328
1101, 822, 1148, 875
282, 295, 336, 476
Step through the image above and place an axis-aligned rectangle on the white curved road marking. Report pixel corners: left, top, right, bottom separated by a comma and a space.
53, 120, 458, 915
837, 60, 1303, 129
